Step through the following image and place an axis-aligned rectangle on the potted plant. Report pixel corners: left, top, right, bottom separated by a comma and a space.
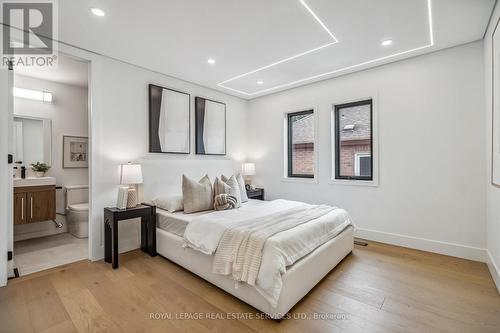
30, 162, 51, 177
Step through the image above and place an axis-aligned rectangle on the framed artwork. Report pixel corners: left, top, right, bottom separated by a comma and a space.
195, 96, 226, 155
149, 84, 190, 154
492, 18, 500, 186
63, 136, 88, 168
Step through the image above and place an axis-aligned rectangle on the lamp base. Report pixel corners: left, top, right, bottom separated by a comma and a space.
127, 188, 138, 208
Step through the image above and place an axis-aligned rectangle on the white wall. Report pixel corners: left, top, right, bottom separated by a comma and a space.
484, 3, 500, 292
247, 41, 486, 261
13, 75, 88, 240
88, 50, 248, 259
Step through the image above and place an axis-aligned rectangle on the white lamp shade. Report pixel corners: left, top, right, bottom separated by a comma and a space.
120, 164, 143, 185
241, 163, 256, 176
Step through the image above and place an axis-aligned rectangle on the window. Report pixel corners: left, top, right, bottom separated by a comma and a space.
334, 100, 373, 181
287, 110, 314, 178
355, 153, 372, 177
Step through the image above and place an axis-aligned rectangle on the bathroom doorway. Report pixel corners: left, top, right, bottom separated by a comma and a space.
10, 53, 90, 276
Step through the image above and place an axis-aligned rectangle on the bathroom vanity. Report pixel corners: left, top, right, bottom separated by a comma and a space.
14, 177, 56, 224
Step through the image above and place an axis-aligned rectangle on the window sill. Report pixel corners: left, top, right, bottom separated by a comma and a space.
282, 177, 318, 184
329, 178, 379, 187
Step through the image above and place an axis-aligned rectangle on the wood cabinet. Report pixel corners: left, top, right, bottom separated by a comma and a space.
13, 185, 56, 224
14, 192, 27, 225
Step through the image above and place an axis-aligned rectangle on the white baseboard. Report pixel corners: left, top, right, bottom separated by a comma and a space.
355, 228, 486, 262
487, 250, 500, 294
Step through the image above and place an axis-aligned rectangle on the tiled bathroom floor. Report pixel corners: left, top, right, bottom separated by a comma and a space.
14, 233, 88, 276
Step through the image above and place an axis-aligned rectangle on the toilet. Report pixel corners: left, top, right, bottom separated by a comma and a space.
66, 185, 89, 238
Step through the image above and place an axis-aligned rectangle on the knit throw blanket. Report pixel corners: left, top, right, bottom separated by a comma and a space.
214, 194, 237, 211
212, 204, 335, 286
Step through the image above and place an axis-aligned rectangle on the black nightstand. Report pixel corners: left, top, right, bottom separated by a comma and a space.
104, 204, 156, 269
246, 188, 264, 200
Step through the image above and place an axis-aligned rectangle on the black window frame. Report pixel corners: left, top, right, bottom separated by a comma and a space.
287, 109, 315, 179
334, 99, 373, 181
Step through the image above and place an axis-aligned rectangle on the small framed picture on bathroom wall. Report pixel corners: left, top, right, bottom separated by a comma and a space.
63, 136, 88, 168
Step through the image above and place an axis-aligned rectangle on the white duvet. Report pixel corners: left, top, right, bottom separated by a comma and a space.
183, 199, 353, 307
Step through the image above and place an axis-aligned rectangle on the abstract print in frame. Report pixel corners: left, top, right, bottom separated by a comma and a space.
63, 136, 88, 168
149, 84, 190, 154
195, 97, 226, 155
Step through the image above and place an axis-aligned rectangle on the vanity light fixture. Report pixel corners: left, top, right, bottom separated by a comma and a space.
90, 7, 106, 17
13, 87, 53, 103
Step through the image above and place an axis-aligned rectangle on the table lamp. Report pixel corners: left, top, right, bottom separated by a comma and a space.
241, 162, 256, 187
120, 163, 143, 208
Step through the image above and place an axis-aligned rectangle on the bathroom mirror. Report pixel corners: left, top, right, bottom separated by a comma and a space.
13, 116, 52, 166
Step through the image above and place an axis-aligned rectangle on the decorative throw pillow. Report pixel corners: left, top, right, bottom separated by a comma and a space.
218, 175, 242, 207
222, 174, 248, 203
214, 177, 231, 196
182, 174, 214, 213
214, 194, 237, 211
152, 195, 184, 213
237, 173, 249, 203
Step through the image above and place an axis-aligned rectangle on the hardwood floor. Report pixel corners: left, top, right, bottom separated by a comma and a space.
1, 240, 499, 333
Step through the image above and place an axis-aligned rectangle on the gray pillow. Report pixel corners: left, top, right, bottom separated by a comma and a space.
214, 177, 231, 196
218, 175, 242, 207
182, 174, 214, 213
222, 174, 248, 203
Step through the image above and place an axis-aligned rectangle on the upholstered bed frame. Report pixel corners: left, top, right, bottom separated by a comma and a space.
156, 225, 354, 319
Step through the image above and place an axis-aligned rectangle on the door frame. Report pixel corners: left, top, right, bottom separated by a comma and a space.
1, 44, 94, 284
0, 66, 14, 286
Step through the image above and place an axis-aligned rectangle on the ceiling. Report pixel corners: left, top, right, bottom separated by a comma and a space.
15, 53, 88, 88
51, 0, 496, 98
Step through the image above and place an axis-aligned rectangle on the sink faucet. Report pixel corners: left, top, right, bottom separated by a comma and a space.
13, 161, 22, 178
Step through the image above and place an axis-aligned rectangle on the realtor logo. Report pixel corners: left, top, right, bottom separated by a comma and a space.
1, 0, 58, 68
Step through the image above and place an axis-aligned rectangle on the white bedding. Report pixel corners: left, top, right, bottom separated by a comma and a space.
156, 208, 209, 237
156, 200, 266, 237
183, 199, 353, 307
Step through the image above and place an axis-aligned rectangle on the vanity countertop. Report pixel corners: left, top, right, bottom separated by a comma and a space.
14, 177, 56, 187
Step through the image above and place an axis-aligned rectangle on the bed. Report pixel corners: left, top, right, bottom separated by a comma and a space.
155, 199, 354, 319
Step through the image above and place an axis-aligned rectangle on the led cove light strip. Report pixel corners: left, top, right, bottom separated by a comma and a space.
218, 0, 434, 96
218, 0, 338, 91
298, 0, 337, 42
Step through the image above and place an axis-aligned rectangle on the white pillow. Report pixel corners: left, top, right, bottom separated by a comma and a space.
237, 174, 249, 203
222, 174, 248, 203
182, 174, 214, 213
216, 175, 241, 207
152, 195, 183, 213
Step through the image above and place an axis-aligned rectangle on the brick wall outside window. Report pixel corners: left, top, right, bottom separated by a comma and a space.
339, 141, 371, 176
292, 143, 314, 175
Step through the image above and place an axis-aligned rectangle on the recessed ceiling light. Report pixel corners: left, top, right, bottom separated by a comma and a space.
257, 80, 263, 85
207, 58, 216, 65
381, 39, 393, 47
90, 7, 106, 17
